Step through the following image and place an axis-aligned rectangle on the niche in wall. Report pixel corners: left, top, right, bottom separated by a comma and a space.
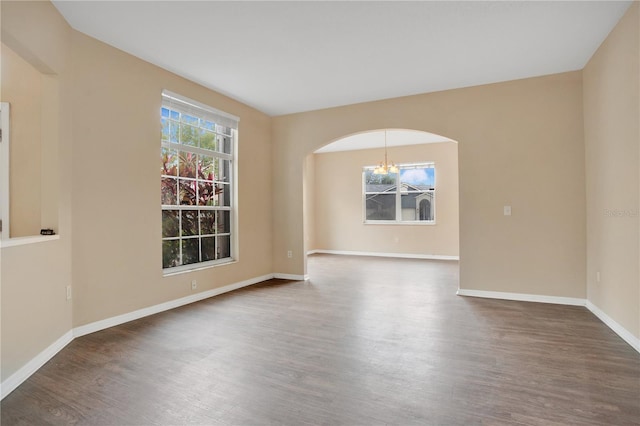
1, 43, 60, 238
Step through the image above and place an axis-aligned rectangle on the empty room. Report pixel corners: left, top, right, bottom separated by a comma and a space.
1, 1, 638, 424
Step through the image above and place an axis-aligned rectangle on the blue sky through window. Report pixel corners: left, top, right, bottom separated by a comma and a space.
400, 167, 434, 186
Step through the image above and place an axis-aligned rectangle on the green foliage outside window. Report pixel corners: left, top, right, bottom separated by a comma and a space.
161, 101, 233, 270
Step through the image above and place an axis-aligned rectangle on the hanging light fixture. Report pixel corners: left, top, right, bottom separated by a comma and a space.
373, 130, 399, 175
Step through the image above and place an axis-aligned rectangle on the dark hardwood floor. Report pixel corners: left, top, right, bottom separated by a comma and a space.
2, 254, 639, 425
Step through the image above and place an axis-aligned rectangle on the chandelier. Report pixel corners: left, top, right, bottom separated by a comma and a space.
373, 130, 399, 175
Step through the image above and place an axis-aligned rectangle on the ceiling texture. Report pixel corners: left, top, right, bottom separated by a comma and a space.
53, 1, 631, 118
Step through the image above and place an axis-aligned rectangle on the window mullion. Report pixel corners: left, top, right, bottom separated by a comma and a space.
198, 211, 202, 263
178, 210, 183, 265
396, 172, 401, 222
163, 141, 233, 161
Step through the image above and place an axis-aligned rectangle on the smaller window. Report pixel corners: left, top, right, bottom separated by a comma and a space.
363, 163, 435, 223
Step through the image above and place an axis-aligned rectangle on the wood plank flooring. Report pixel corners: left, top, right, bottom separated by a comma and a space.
2, 254, 639, 425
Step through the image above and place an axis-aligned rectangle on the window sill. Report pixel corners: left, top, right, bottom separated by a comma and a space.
0, 234, 60, 248
364, 221, 436, 226
163, 259, 238, 277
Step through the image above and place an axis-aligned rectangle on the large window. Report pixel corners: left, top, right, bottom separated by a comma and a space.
161, 91, 238, 272
363, 163, 435, 223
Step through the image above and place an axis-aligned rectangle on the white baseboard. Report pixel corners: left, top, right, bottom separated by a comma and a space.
458, 289, 639, 354
308, 249, 459, 261
456, 288, 586, 306
74, 273, 274, 338
4, 274, 637, 401
586, 301, 640, 353
1, 330, 74, 400
1, 273, 275, 400
273, 273, 308, 281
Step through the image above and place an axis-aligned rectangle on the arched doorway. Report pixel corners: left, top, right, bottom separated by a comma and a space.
303, 128, 459, 277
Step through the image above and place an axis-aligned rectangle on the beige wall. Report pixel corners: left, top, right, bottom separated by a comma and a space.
312, 142, 459, 256
1, 43, 60, 238
303, 154, 316, 254
1, 241, 72, 379
70, 31, 273, 326
1, 0, 636, 392
40, 74, 61, 232
583, 3, 639, 338
1, 0, 273, 382
2, 43, 42, 237
273, 71, 586, 298
1, 0, 73, 382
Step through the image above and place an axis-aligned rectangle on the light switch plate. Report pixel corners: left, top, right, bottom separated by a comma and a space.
504, 206, 512, 216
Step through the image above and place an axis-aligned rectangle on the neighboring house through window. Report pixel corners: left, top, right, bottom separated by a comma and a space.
363, 163, 435, 223
160, 91, 238, 272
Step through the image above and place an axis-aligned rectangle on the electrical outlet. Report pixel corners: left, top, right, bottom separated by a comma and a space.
287, 250, 292, 258
66, 285, 72, 301
503, 205, 512, 216
191, 280, 197, 290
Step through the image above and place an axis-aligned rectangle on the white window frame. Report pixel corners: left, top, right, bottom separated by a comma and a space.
161, 91, 239, 274
362, 162, 436, 225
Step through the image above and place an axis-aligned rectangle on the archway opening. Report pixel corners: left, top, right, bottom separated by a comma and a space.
303, 128, 459, 278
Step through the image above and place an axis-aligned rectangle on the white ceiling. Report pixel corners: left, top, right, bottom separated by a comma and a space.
315, 130, 453, 153
52, 1, 631, 117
